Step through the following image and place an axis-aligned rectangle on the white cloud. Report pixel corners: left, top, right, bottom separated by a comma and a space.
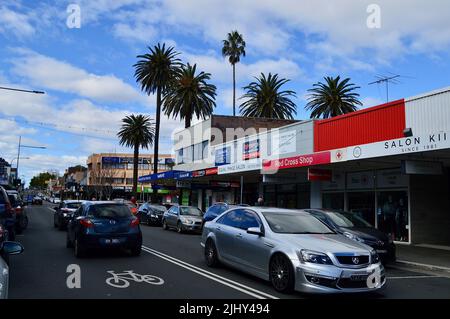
10, 49, 147, 104
0, 5, 35, 37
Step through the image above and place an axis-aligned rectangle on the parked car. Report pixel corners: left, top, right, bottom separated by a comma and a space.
162, 205, 203, 233
305, 209, 396, 263
66, 201, 142, 258
0, 186, 16, 241
6, 191, 28, 234
0, 241, 24, 299
32, 196, 43, 205
113, 198, 138, 215
137, 203, 167, 225
201, 207, 385, 294
54, 200, 85, 230
203, 203, 244, 224
53, 198, 61, 204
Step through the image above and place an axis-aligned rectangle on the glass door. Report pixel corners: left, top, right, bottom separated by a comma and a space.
347, 191, 376, 226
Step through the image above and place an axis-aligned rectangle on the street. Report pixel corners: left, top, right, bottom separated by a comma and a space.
8, 203, 450, 299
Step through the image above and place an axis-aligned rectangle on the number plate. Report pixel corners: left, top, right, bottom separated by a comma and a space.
376, 249, 387, 254
350, 274, 368, 281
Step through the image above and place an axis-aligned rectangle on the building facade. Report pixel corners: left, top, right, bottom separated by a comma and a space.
140, 86, 450, 247
87, 153, 174, 199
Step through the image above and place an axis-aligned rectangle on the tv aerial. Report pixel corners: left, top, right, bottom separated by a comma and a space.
368, 73, 402, 103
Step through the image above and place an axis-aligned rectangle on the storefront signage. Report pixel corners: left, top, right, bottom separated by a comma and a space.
262, 152, 331, 172
243, 139, 260, 160
376, 169, 408, 188
192, 167, 218, 178
347, 171, 374, 189
176, 181, 191, 188
209, 181, 241, 188
218, 160, 262, 175
348, 132, 449, 161
308, 169, 332, 181
271, 130, 297, 155
102, 157, 121, 164
175, 171, 192, 179
215, 146, 231, 166
401, 160, 443, 175
321, 171, 345, 190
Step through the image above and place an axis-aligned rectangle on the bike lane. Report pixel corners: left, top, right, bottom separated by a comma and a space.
8, 204, 255, 299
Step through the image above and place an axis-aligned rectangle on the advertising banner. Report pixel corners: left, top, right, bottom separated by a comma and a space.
243, 139, 260, 160
215, 146, 231, 166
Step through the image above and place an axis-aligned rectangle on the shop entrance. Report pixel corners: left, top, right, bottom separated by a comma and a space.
347, 191, 376, 226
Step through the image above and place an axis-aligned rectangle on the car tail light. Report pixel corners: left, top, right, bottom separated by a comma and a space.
130, 218, 140, 228
15, 206, 22, 214
79, 219, 94, 228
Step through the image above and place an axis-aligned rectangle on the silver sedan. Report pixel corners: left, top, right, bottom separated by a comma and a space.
201, 207, 386, 294
0, 241, 24, 299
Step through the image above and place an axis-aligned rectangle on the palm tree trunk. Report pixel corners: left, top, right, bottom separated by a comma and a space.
133, 143, 139, 198
233, 63, 236, 117
185, 113, 191, 128
152, 86, 162, 202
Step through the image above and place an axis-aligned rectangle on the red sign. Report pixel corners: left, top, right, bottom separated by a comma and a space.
193, 167, 218, 178
205, 167, 218, 176
262, 152, 331, 172
308, 168, 332, 181
243, 139, 260, 160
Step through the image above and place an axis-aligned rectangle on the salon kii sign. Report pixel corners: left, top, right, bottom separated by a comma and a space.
262, 152, 331, 172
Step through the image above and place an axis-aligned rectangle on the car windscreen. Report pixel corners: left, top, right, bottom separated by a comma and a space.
262, 212, 335, 234
7, 195, 18, 206
180, 207, 203, 216
325, 211, 372, 228
66, 202, 82, 209
88, 204, 132, 219
149, 205, 167, 212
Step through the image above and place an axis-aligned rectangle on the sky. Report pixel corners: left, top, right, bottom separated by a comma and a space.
1, 0, 450, 185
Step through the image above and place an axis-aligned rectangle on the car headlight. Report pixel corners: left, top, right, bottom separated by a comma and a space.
371, 250, 380, 264
150, 213, 157, 218
343, 231, 365, 243
298, 250, 333, 265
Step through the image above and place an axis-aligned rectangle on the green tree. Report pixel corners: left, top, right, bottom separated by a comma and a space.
239, 73, 297, 119
305, 76, 362, 119
163, 63, 217, 128
29, 172, 56, 189
134, 43, 181, 199
222, 30, 246, 117
117, 115, 155, 197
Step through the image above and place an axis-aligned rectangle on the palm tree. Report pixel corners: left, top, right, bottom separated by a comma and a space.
117, 115, 155, 197
222, 30, 246, 117
239, 73, 297, 119
163, 63, 217, 128
134, 43, 181, 199
305, 76, 362, 119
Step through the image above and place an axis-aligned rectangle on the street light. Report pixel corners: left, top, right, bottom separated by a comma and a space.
0, 86, 45, 95
16, 136, 47, 179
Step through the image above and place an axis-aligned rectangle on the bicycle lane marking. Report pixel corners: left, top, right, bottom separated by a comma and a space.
105, 270, 165, 289
141, 245, 279, 300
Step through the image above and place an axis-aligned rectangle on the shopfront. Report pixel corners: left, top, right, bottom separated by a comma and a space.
321, 168, 410, 243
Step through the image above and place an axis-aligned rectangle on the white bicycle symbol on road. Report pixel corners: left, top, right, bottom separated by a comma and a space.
106, 270, 164, 288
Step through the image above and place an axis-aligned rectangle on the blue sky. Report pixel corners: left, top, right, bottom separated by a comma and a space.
1, 0, 450, 185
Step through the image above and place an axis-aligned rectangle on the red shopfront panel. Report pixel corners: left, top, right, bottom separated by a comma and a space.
314, 99, 406, 152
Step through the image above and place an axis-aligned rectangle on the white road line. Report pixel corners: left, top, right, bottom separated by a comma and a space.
387, 275, 442, 279
141, 246, 279, 299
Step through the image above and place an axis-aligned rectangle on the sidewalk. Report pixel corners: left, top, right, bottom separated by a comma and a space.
395, 244, 450, 273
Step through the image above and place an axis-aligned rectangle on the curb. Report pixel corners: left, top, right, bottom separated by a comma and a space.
395, 259, 450, 273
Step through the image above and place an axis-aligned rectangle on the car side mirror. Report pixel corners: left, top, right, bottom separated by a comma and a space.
1, 241, 24, 255
247, 227, 264, 236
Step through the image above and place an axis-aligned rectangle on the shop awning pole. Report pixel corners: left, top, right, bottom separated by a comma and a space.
240, 175, 243, 205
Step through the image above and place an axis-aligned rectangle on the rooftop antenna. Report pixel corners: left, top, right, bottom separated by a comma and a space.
368, 74, 401, 103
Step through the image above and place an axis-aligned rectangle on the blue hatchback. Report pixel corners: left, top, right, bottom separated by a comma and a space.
66, 201, 142, 258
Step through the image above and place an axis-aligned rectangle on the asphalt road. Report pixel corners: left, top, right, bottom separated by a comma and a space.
7, 203, 450, 299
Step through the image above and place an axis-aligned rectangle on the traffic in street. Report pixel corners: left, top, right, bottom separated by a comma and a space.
7, 201, 450, 299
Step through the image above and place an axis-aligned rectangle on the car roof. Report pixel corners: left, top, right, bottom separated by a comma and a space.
227, 206, 310, 215
84, 201, 126, 205
64, 200, 85, 203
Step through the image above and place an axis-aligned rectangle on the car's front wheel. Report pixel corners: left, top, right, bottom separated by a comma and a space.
269, 254, 295, 293
204, 239, 219, 267
162, 219, 168, 230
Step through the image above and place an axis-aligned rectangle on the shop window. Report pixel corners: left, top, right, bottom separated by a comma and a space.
322, 193, 344, 210
347, 192, 375, 226
377, 191, 409, 242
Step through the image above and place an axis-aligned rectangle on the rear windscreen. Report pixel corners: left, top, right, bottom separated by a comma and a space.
88, 204, 132, 219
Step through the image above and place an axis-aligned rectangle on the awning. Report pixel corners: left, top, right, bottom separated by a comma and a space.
138, 170, 186, 183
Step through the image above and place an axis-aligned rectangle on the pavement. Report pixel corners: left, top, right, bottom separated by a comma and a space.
7, 202, 450, 299
395, 244, 450, 273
